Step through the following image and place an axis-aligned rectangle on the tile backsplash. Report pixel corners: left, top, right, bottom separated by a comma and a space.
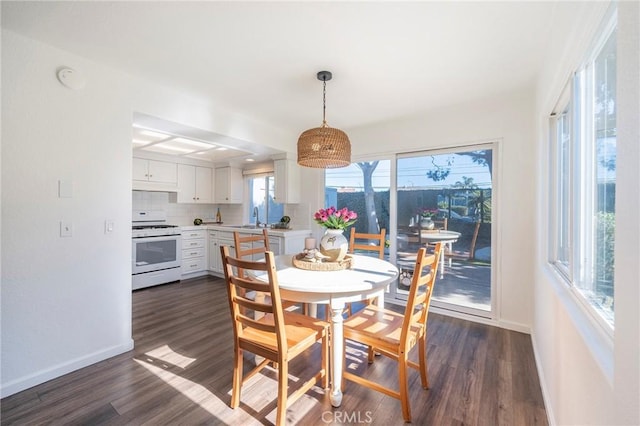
132, 191, 243, 226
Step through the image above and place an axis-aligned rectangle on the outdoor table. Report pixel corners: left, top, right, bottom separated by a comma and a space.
421, 230, 461, 278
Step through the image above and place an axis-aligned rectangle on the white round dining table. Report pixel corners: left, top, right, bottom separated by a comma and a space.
256, 254, 399, 407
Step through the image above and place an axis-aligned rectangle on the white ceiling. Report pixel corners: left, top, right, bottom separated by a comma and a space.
2, 1, 560, 147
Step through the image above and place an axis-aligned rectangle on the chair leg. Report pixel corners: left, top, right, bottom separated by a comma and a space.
367, 346, 375, 363
230, 347, 243, 408
276, 360, 288, 426
398, 353, 411, 422
367, 297, 380, 363
418, 335, 429, 389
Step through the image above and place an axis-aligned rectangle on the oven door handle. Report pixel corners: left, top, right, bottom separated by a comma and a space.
133, 235, 182, 244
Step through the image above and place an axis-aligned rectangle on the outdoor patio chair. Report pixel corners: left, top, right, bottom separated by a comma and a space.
431, 217, 448, 230
444, 220, 481, 261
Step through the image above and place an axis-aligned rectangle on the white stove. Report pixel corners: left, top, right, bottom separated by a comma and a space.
132, 210, 181, 237
132, 210, 182, 290
132, 224, 181, 238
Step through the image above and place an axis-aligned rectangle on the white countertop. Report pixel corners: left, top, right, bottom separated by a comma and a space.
181, 224, 311, 237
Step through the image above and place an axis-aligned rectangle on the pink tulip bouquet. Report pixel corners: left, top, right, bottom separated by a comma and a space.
313, 206, 358, 230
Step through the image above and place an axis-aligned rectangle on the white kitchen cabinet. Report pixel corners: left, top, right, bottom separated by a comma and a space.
208, 228, 310, 277
250, 236, 281, 262
279, 233, 309, 255
273, 159, 300, 204
177, 164, 213, 203
214, 167, 243, 204
208, 231, 220, 273
208, 230, 235, 274
133, 158, 177, 184
268, 237, 281, 256
181, 229, 207, 277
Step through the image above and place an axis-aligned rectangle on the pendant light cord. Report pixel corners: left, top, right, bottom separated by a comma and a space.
322, 77, 327, 126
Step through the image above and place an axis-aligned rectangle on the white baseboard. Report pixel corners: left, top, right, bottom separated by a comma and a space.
530, 332, 556, 426
497, 318, 531, 334
428, 305, 531, 334
0, 339, 134, 398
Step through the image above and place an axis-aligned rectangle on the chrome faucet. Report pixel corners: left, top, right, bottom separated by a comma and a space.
253, 206, 261, 227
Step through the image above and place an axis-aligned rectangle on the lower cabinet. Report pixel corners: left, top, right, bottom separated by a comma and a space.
278, 234, 309, 255
184, 228, 311, 279
208, 229, 310, 277
267, 237, 281, 258
209, 230, 234, 274
181, 229, 207, 277
208, 231, 222, 273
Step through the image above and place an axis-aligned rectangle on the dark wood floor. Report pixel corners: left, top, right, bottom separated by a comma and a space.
1, 276, 548, 425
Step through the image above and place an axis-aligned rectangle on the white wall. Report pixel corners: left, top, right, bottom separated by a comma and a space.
0, 29, 293, 397
533, 2, 639, 425
1, 30, 134, 396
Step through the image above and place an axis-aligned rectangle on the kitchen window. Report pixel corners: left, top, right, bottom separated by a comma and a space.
247, 174, 283, 225
549, 11, 616, 329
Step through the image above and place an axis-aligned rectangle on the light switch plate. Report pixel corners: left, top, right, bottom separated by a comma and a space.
58, 180, 73, 198
105, 220, 114, 234
60, 221, 72, 237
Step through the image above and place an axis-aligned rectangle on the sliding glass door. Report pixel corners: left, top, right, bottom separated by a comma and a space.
325, 160, 391, 240
324, 145, 494, 318
394, 146, 494, 317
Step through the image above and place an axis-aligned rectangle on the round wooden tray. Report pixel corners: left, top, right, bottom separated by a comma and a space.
292, 253, 353, 271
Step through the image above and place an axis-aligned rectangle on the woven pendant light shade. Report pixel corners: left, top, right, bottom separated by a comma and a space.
297, 124, 351, 168
297, 70, 351, 169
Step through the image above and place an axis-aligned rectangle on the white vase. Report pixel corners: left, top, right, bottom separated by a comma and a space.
420, 217, 435, 229
319, 229, 348, 262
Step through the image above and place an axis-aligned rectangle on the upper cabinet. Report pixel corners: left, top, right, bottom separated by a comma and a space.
133, 158, 177, 183
214, 167, 243, 204
273, 159, 300, 204
177, 164, 213, 203
132, 158, 178, 191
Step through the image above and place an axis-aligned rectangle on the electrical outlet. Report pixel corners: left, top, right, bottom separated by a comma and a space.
60, 221, 72, 237
105, 220, 114, 234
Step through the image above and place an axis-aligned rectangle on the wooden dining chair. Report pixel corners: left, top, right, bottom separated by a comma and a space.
233, 230, 304, 314
341, 228, 387, 316
323, 228, 386, 320
341, 243, 442, 423
349, 227, 386, 259
221, 246, 329, 426
233, 229, 272, 266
